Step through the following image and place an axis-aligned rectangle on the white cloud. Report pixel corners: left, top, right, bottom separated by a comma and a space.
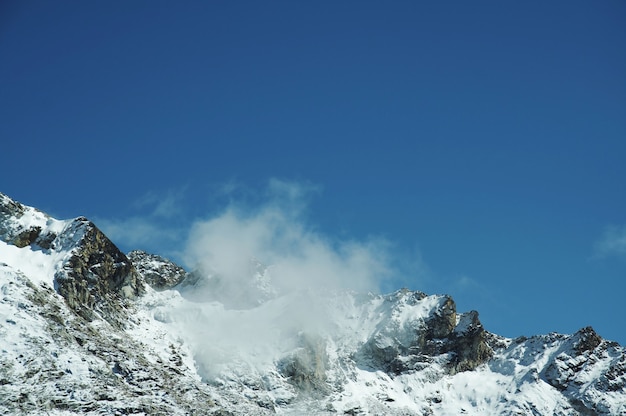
183, 180, 393, 299
265, 178, 322, 207
96, 216, 181, 249
165, 179, 402, 379
454, 275, 478, 289
594, 225, 626, 259
94, 188, 188, 256
100, 179, 435, 382
132, 188, 187, 218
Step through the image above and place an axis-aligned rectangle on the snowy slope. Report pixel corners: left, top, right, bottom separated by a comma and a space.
124, 264, 626, 415
1, 192, 624, 415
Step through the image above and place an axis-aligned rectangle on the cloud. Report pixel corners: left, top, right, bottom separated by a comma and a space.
132, 188, 187, 218
113, 178, 462, 384
182, 179, 393, 303
160, 179, 402, 380
594, 225, 626, 259
92, 181, 397, 295
96, 216, 181, 249
265, 178, 322, 207
453, 275, 478, 290
94, 188, 188, 257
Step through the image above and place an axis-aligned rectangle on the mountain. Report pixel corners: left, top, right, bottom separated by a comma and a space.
1, 192, 624, 415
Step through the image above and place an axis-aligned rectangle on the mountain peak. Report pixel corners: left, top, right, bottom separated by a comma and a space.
1, 192, 624, 415
0, 193, 143, 325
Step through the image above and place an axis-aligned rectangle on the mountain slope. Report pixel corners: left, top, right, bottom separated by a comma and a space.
0, 192, 624, 415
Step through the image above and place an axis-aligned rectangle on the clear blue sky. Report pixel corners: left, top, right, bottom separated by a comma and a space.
2, 1, 625, 344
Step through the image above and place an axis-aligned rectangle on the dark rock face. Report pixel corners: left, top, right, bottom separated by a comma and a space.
0, 192, 26, 232
544, 327, 626, 397
127, 250, 187, 291
603, 351, 626, 393
1, 193, 143, 325
487, 327, 626, 415
420, 306, 492, 375
426, 296, 457, 340
54, 218, 144, 325
358, 291, 492, 376
0, 194, 56, 249
573, 326, 603, 354
1, 264, 217, 416
13, 225, 58, 250
3, 192, 624, 415
447, 310, 493, 373
11, 226, 42, 248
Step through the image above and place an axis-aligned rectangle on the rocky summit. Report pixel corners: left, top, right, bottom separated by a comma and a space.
0, 192, 624, 415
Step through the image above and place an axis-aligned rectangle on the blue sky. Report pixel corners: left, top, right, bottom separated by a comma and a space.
1, 1, 625, 344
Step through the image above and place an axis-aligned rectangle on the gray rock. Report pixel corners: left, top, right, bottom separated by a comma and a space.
54, 218, 144, 326
127, 250, 188, 291
278, 333, 329, 395
357, 291, 492, 376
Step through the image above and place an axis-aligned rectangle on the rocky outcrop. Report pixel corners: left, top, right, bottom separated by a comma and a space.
0, 192, 27, 240
278, 333, 329, 395
542, 327, 626, 413
2, 191, 624, 415
358, 291, 492, 376
1, 193, 143, 326
127, 250, 187, 291
54, 218, 144, 325
0, 193, 58, 249
0, 263, 220, 416
485, 327, 626, 415
447, 310, 493, 373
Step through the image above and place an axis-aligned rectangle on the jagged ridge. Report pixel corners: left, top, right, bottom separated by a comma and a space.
0, 192, 624, 415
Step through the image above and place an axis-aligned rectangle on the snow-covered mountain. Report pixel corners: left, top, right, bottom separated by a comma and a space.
1, 192, 624, 415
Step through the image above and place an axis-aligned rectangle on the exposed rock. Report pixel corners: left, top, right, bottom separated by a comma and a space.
1, 192, 624, 415
0, 193, 61, 250
544, 326, 625, 400
278, 333, 329, 395
1, 193, 144, 326
128, 250, 187, 291
0, 192, 26, 229
358, 292, 492, 376
53, 218, 144, 326
603, 351, 626, 392
0, 264, 218, 416
426, 295, 457, 339
1, 193, 39, 245
447, 310, 493, 373
573, 326, 603, 354
11, 226, 42, 247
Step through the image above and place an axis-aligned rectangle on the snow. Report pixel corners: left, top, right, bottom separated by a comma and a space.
454, 312, 475, 334
104, 279, 626, 415
1, 193, 625, 415
0, 264, 96, 409
0, 240, 64, 286
0, 200, 74, 286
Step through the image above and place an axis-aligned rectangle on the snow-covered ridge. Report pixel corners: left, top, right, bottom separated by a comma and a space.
0, 193, 69, 286
0, 192, 624, 415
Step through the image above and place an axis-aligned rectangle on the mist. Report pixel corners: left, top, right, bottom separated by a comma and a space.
162, 180, 397, 380
182, 180, 394, 304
